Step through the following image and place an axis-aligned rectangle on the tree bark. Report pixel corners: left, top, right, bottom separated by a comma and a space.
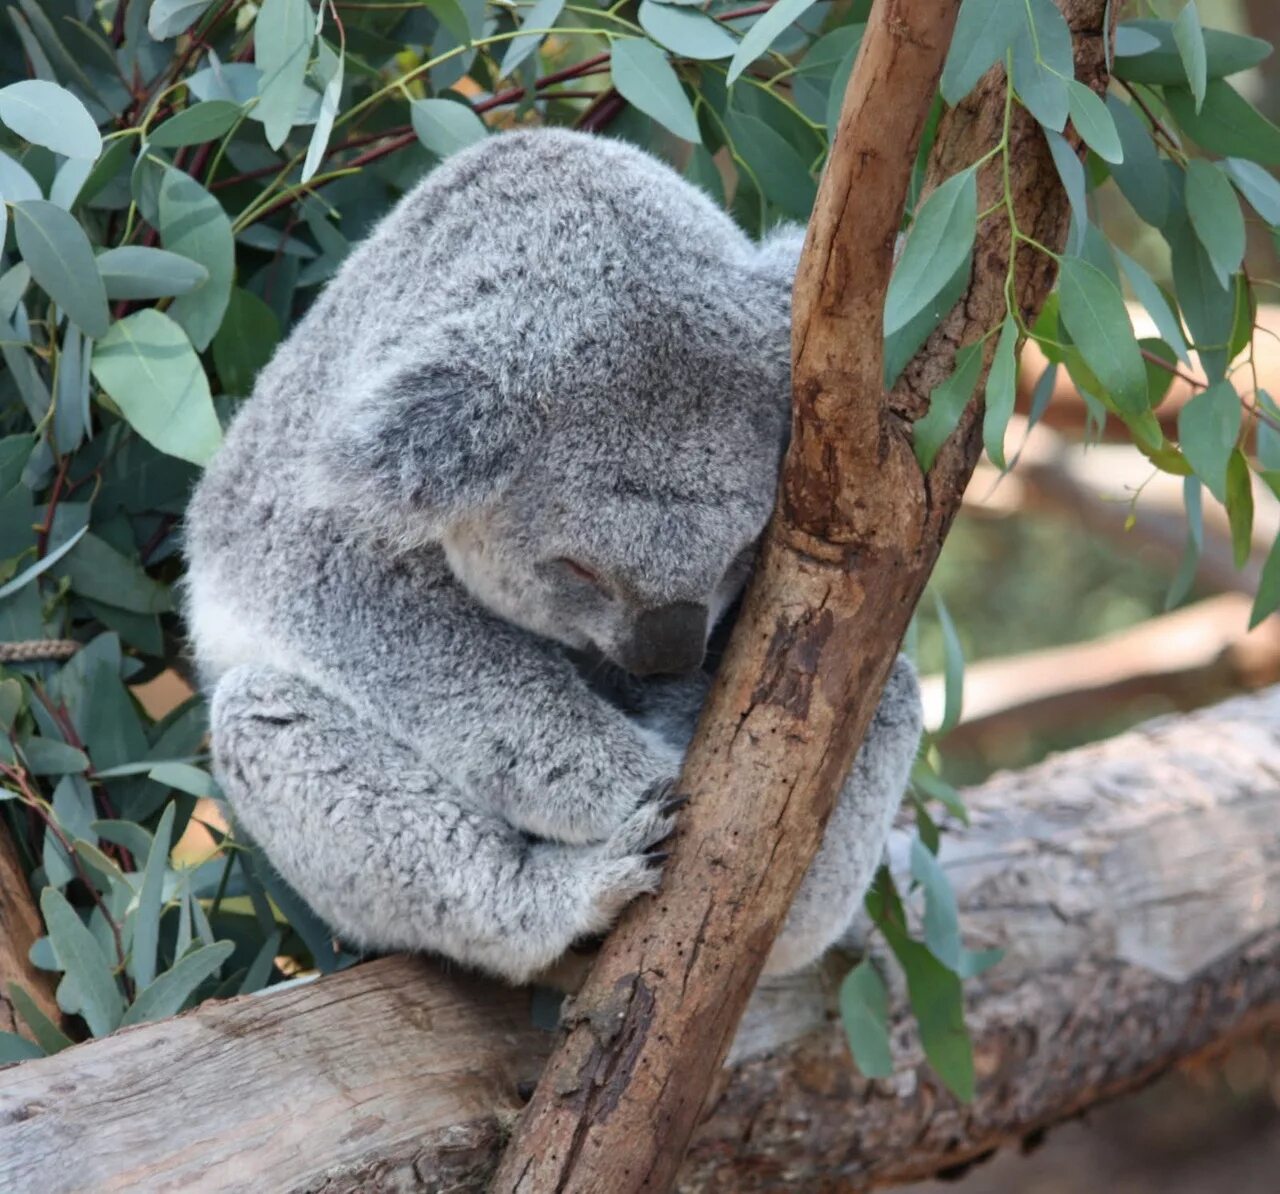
491, 0, 1106, 1188
4, 689, 1280, 1192
0, 826, 60, 1044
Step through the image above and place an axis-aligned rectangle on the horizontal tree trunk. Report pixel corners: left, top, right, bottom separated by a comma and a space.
3, 688, 1279, 1191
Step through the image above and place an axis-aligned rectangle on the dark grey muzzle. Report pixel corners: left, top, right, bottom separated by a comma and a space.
620, 601, 708, 677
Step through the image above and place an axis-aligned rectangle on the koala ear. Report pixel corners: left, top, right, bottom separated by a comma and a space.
308, 358, 542, 540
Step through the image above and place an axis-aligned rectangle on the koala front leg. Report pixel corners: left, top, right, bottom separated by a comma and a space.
763, 656, 923, 976
211, 665, 679, 984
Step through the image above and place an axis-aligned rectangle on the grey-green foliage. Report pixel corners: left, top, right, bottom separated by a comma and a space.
0, 0, 1275, 1105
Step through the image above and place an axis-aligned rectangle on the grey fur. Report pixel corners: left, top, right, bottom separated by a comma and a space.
185, 128, 922, 984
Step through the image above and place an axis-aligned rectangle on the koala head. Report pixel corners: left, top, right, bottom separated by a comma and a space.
311, 130, 802, 676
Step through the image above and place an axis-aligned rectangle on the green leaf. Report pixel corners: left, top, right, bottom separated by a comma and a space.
159, 168, 234, 351
1044, 129, 1086, 254
1225, 450, 1253, 570
934, 591, 965, 734
96, 246, 209, 300
0, 525, 87, 602
149, 761, 220, 798
121, 941, 235, 1027
1114, 19, 1271, 86
0, 149, 41, 202
1177, 380, 1239, 502
1169, 219, 1233, 383
914, 340, 984, 472
838, 960, 894, 1079
868, 877, 974, 1102
1250, 534, 1280, 628
1066, 80, 1122, 164
725, 109, 815, 221
983, 315, 1019, 469
612, 38, 700, 144
910, 835, 963, 970
23, 738, 90, 776
1165, 80, 1280, 166
301, 38, 343, 184
1172, 2, 1207, 112
11, 200, 110, 338
90, 308, 223, 466
61, 532, 173, 614
1105, 96, 1170, 228
7, 981, 73, 1054
499, 0, 566, 77
884, 253, 971, 388
639, 1, 735, 61
1116, 249, 1191, 365
423, 0, 472, 43
410, 98, 488, 159
1010, 0, 1074, 133
0, 1031, 44, 1063
149, 100, 244, 148
148, 0, 215, 39
131, 802, 176, 991
941, 0, 1023, 105
1221, 157, 1280, 226
1056, 256, 1149, 423
885, 168, 977, 337
726, 0, 818, 86
1184, 159, 1245, 290
212, 287, 281, 397
255, 0, 314, 150
40, 887, 124, 1037
0, 80, 102, 160
238, 929, 283, 995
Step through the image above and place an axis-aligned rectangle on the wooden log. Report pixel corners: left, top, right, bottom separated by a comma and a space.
0, 827, 61, 1044
4, 688, 1280, 1191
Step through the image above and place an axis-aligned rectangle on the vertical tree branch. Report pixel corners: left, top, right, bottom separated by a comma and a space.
490, 3, 963, 1190
0, 825, 60, 1042
493, 1, 1112, 1188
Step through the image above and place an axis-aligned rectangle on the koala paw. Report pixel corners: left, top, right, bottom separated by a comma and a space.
543, 787, 685, 941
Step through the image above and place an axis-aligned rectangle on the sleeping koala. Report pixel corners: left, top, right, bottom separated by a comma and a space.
184, 128, 922, 983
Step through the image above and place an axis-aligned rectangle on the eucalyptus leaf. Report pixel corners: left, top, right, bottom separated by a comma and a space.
1221, 157, 1280, 226
639, 1, 736, 61
1010, 0, 1074, 133
410, 98, 489, 159
499, 0, 566, 78
40, 887, 124, 1037
611, 38, 700, 144
1066, 80, 1122, 164
838, 960, 894, 1079
885, 168, 977, 337
913, 341, 985, 473
11, 200, 110, 338
159, 168, 234, 351
90, 309, 223, 466
96, 246, 210, 300
983, 315, 1019, 470
7, 981, 73, 1055
0, 80, 102, 160
131, 802, 176, 990
1185, 158, 1245, 289
1165, 80, 1280, 166
1172, 2, 1207, 112
149, 100, 244, 148
941, 0, 1023, 105
255, 0, 314, 150
1177, 379, 1240, 502
726, 0, 818, 86
1113, 19, 1271, 85
148, 0, 216, 40
121, 941, 235, 1026
1105, 96, 1170, 229
0, 149, 41, 202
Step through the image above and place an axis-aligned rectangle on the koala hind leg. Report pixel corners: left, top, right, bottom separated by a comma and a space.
211, 665, 677, 985
763, 656, 923, 976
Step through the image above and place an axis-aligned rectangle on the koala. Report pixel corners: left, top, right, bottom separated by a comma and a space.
184, 128, 922, 984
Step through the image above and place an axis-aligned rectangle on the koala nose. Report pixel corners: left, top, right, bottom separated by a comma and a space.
623, 602, 708, 676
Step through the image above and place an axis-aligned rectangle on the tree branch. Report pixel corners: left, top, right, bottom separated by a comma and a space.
491, 1, 1110, 1187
